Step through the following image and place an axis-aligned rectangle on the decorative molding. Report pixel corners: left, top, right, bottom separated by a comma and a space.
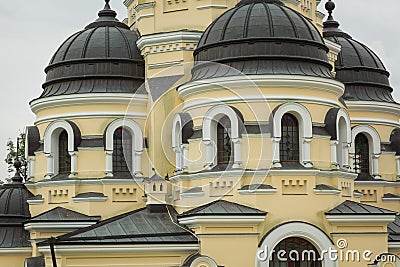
351, 118, 400, 128
180, 191, 204, 198
137, 14, 154, 22
137, 31, 202, 51
238, 188, 277, 195
324, 39, 342, 55
179, 215, 266, 226
123, 0, 134, 7
24, 222, 97, 232
326, 215, 396, 224
134, 2, 155, 12
38, 244, 199, 255
355, 180, 400, 187
30, 93, 148, 113
196, 5, 227, 10
72, 196, 108, 203
25, 178, 144, 189
313, 189, 341, 195
148, 61, 182, 69
178, 75, 345, 100
27, 199, 44, 205
347, 101, 400, 117
0, 248, 32, 254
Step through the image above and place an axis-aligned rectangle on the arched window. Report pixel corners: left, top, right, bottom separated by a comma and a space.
270, 237, 322, 267
217, 116, 232, 165
58, 130, 71, 175
355, 133, 370, 174
112, 127, 132, 173
280, 113, 300, 162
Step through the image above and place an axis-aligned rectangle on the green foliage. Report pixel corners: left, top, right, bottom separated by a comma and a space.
5, 133, 26, 179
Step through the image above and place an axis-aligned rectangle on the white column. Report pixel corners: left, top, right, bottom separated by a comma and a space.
182, 144, 189, 171
349, 152, 355, 173
272, 137, 282, 168
232, 138, 242, 169
69, 151, 78, 178
134, 151, 143, 177
45, 153, 54, 179
396, 156, 400, 179
330, 140, 339, 169
105, 151, 113, 177
204, 140, 214, 170
342, 142, 350, 170
27, 156, 35, 179
372, 153, 380, 179
302, 137, 313, 168
174, 147, 183, 172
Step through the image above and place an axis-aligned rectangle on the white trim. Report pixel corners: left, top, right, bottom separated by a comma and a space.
238, 188, 277, 195
179, 215, 266, 226
24, 222, 97, 232
313, 189, 341, 195
178, 75, 345, 100
324, 39, 342, 56
148, 61, 182, 69
0, 248, 31, 254
27, 199, 44, 205
326, 215, 396, 224
134, 2, 155, 11
38, 244, 199, 255
203, 105, 243, 169
388, 242, 400, 249
333, 108, 351, 169
137, 31, 202, 51
197, 5, 227, 9
256, 222, 337, 267
137, 13, 154, 21
30, 93, 147, 113
351, 118, 400, 128
355, 180, 400, 187
105, 118, 144, 177
25, 178, 144, 189
35, 111, 147, 125
347, 101, 400, 117
382, 197, 400, 202
272, 102, 313, 168
72, 196, 108, 203
180, 191, 204, 198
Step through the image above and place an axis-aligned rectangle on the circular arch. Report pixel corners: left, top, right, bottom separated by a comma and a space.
272, 102, 312, 138
350, 125, 381, 155
256, 222, 337, 267
44, 120, 81, 153
104, 118, 143, 152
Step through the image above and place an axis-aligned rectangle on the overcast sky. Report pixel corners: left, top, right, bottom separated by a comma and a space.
0, 0, 398, 179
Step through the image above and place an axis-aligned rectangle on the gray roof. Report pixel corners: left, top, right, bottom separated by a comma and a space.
179, 200, 267, 217
314, 184, 340, 191
28, 207, 101, 222
382, 193, 400, 199
73, 192, 106, 198
325, 200, 397, 216
388, 215, 400, 242
239, 184, 274, 190
43, 206, 198, 246
182, 187, 203, 194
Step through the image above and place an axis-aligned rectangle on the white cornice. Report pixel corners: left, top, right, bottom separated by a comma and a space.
196, 5, 227, 10
355, 181, 400, 187
180, 191, 204, 198
30, 93, 148, 113
27, 199, 44, 205
137, 31, 202, 51
313, 189, 341, 195
178, 75, 345, 100
25, 178, 144, 189
382, 197, 400, 202
72, 196, 108, 203
347, 101, 400, 116
350, 118, 400, 128
178, 215, 266, 226
123, 0, 134, 7
134, 2, 155, 12
326, 215, 396, 224
25, 222, 97, 232
388, 242, 400, 249
0, 248, 32, 254
238, 188, 277, 195
38, 244, 199, 255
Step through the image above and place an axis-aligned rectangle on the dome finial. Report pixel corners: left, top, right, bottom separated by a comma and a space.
11, 138, 23, 183
98, 0, 117, 18
323, 0, 340, 32
325, 0, 336, 20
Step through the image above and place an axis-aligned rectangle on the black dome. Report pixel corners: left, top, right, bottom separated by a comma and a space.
191, 0, 332, 80
323, 2, 394, 102
0, 166, 34, 248
41, 2, 145, 98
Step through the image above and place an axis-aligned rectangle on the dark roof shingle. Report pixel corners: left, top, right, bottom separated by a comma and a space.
28, 207, 100, 222
326, 200, 397, 215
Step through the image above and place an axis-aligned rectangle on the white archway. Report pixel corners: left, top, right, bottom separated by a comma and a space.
43, 120, 80, 178
256, 222, 337, 267
105, 118, 144, 177
350, 125, 381, 178
272, 103, 313, 168
331, 109, 351, 170
172, 113, 192, 173
202, 105, 243, 169
190, 256, 218, 267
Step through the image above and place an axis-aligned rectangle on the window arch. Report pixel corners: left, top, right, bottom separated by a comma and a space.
43, 120, 81, 178
279, 113, 300, 162
269, 237, 322, 267
350, 125, 381, 178
203, 105, 244, 169
112, 127, 132, 173
272, 103, 313, 168
354, 133, 370, 174
58, 130, 71, 175
105, 118, 143, 177
172, 113, 193, 173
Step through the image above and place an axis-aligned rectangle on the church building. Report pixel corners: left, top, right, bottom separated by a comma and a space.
0, 0, 399, 266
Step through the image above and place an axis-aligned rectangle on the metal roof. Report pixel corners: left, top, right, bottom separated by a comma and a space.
179, 200, 267, 217
325, 200, 397, 216
191, 0, 332, 81
42, 205, 198, 246
28, 207, 101, 222
388, 215, 400, 242
25, 256, 45, 267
